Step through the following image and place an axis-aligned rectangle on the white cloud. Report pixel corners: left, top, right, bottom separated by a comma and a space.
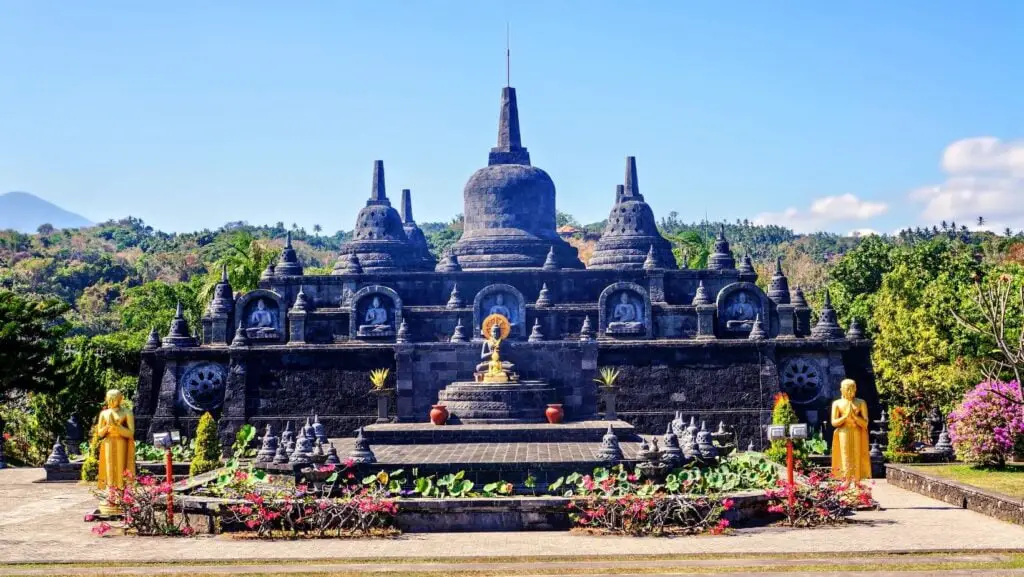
910, 137, 1024, 228
752, 194, 889, 233
848, 228, 880, 237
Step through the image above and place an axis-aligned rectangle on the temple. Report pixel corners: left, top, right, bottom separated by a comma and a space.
132, 84, 877, 456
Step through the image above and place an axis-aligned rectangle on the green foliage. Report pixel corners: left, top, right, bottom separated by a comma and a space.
870, 239, 985, 410
885, 406, 920, 462
411, 470, 474, 498
804, 432, 828, 455
80, 430, 100, 482
190, 412, 221, 477
0, 290, 69, 398
231, 424, 257, 460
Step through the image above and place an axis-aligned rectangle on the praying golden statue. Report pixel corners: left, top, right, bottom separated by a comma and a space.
475, 314, 517, 383
96, 389, 136, 494
830, 378, 871, 482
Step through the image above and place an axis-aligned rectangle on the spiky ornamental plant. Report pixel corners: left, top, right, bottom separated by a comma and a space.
189, 412, 221, 477
594, 367, 621, 389
369, 368, 391, 392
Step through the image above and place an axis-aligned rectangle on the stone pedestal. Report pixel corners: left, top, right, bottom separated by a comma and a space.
375, 392, 392, 424
776, 304, 796, 338
696, 304, 716, 339
438, 380, 557, 423
288, 311, 307, 345
602, 389, 617, 421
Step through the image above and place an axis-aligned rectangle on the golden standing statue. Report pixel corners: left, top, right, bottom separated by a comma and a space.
830, 378, 871, 482
96, 389, 136, 496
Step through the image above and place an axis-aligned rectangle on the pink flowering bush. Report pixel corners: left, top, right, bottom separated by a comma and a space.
765, 472, 874, 527
948, 381, 1024, 466
97, 473, 197, 536
568, 494, 732, 536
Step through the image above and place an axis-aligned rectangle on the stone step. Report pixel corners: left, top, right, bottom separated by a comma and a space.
362, 420, 637, 444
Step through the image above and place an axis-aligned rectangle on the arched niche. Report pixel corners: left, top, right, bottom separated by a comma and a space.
349, 285, 402, 339
472, 284, 527, 339
235, 289, 286, 343
598, 282, 652, 338
716, 282, 771, 336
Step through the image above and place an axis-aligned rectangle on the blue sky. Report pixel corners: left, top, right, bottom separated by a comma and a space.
1, 1, 1022, 235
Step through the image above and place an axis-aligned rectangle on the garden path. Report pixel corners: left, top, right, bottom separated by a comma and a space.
0, 467, 1021, 566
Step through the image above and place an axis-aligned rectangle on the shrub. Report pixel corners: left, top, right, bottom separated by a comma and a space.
189, 412, 221, 477
568, 494, 731, 536
765, 472, 874, 527
80, 428, 100, 482
102, 474, 196, 536
948, 381, 1024, 466
885, 406, 920, 463
764, 393, 807, 465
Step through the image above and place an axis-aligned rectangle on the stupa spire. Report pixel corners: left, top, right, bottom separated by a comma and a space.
623, 156, 643, 200
368, 160, 389, 206
400, 189, 414, 224
489, 86, 530, 166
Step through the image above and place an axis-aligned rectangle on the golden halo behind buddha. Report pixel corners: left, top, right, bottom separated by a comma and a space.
482, 313, 512, 341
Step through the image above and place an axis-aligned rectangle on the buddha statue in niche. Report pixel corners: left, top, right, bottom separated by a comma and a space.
607, 292, 644, 334
246, 299, 279, 339
357, 296, 394, 337
488, 293, 513, 323
725, 292, 758, 330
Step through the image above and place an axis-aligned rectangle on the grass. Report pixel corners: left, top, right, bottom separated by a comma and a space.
6, 552, 1024, 576
913, 463, 1024, 498
19, 555, 1024, 577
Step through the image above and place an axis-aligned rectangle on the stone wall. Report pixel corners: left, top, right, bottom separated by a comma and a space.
598, 342, 778, 449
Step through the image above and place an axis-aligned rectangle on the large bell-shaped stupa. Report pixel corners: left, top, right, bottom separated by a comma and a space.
334, 160, 413, 273
449, 86, 583, 270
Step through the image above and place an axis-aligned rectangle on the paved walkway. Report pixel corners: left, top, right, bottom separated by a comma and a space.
1, 467, 1023, 565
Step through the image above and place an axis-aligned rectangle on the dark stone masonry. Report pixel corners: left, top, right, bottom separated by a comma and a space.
132, 83, 876, 455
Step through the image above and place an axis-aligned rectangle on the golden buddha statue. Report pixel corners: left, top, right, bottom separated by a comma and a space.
96, 389, 136, 498
830, 378, 871, 482
475, 314, 516, 383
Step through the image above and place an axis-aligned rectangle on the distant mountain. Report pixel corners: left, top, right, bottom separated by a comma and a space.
0, 191, 93, 233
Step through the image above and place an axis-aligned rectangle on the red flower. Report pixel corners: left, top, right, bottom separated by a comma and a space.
343, 457, 355, 468
721, 498, 735, 511
91, 522, 112, 537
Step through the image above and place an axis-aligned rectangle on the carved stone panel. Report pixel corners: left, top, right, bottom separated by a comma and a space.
779, 356, 826, 405
180, 362, 227, 412
598, 282, 652, 338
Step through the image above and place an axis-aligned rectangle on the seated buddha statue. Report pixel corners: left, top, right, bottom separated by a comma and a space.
357, 296, 394, 337
246, 299, 279, 339
475, 322, 516, 382
607, 292, 644, 334
725, 292, 758, 330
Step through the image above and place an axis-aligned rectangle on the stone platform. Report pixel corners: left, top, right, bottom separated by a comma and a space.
437, 380, 556, 423
363, 420, 637, 444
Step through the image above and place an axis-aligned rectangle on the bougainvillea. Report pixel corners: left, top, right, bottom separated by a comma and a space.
765, 472, 875, 527
568, 494, 732, 536
948, 381, 1024, 466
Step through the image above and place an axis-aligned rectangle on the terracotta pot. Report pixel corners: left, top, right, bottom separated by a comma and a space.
545, 404, 564, 424
430, 404, 449, 426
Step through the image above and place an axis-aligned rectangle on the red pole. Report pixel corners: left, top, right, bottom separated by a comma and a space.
786, 439, 795, 510
165, 447, 174, 525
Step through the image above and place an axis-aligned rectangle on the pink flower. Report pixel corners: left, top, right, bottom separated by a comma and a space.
721, 498, 735, 511
91, 522, 112, 537
83, 514, 95, 522
343, 458, 355, 468
245, 519, 258, 529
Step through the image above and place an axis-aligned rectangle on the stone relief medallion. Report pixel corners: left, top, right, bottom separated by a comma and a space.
181, 363, 227, 412
779, 357, 823, 404
723, 290, 760, 330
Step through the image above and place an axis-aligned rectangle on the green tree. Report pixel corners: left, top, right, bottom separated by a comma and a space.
828, 235, 894, 330
0, 291, 69, 399
664, 231, 709, 269
556, 211, 580, 228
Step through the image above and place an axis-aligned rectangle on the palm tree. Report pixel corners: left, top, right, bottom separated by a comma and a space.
977, 216, 986, 228
200, 230, 281, 304
1005, 227, 1013, 237
941, 220, 948, 231
313, 224, 322, 237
